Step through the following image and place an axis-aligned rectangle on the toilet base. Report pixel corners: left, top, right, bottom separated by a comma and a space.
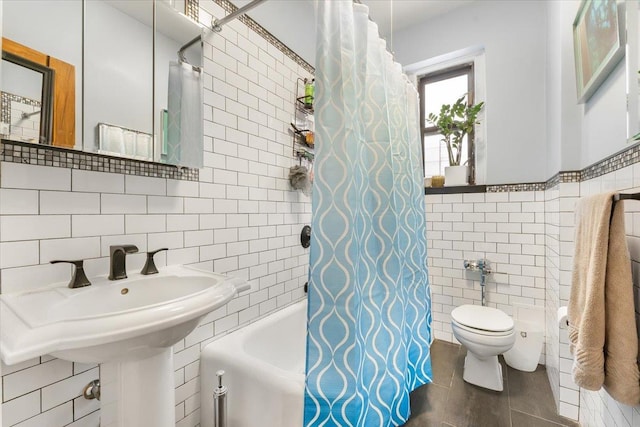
462, 352, 504, 391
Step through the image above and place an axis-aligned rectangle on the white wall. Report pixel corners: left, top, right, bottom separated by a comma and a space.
83, 0, 154, 151
1, 62, 42, 101
582, 61, 627, 166
545, 0, 585, 176
558, 0, 584, 174
393, 0, 548, 185
546, 0, 563, 178
234, 0, 316, 67
0, 1, 313, 425
548, 0, 629, 171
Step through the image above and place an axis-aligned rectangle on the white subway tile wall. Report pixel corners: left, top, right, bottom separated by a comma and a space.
556, 182, 581, 421
425, 190, 548, 367
545, 184, 562, 413
0, 1, 312, 426
575, 165, 640, 427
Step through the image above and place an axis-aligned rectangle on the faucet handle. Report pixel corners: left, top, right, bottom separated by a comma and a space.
140, 248, 168, 275
50, 259, 92, 288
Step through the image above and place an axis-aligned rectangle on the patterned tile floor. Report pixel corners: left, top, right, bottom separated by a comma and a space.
403, 340, 580, 427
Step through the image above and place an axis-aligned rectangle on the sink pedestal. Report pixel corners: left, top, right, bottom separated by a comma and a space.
100, 348, 174, 427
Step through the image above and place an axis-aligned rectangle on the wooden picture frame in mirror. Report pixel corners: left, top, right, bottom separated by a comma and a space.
1, 37, 75, 148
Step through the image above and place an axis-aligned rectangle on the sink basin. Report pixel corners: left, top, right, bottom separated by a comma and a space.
0, 265, 250, 364
0, 264, 250, 427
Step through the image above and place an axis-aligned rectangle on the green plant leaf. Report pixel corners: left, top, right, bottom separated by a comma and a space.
425, 93, 484, 166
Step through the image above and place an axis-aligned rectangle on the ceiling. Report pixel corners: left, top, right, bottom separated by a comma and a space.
365, 0, 475, 40
226, 0, 475, 67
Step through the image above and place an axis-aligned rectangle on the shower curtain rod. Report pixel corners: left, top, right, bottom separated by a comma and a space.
351, 0, 396, 57
211, 0, 268, 32
178, 35, 202, 63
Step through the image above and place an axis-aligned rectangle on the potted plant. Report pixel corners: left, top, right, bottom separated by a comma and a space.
427, 94, 484, 186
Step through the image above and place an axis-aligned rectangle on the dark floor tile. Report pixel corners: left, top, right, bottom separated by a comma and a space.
402, 383, 449, 427
430, 339, 460, 387
442, 349, 512, 427
510, 410, 569, 427
506, 365, 579, 427
499, 355, 508, 379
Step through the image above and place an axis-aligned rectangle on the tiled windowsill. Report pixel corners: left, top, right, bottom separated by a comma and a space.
424, 185, 487, 194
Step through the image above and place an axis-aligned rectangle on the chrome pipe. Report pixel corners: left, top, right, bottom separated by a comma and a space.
211, 0, 268, 32
83, 379, 101, 400
464, 259, 492, 306
178, 34, 202, 63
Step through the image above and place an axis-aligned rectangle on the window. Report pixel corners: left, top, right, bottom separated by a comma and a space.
418, 64, 476, 184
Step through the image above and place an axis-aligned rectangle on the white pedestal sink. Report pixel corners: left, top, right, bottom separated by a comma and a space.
0, 265, 250, 427
100, 350, 175, 427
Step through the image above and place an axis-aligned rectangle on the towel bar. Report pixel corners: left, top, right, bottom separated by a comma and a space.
614, 192, 640, 202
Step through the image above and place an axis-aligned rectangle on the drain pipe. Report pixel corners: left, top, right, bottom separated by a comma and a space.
83, 379, 100, 400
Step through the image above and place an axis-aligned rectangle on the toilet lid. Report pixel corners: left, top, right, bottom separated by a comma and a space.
451, 304, 514, 332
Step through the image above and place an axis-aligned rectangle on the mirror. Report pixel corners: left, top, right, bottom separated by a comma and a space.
84, 0, 154, 158
1, 0, 203, 167
1, 1, 81, 148
1, 44, 53, 144
155, 2, 203, 166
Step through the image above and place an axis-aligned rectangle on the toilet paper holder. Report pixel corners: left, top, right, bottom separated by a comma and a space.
558, 306, 569, 329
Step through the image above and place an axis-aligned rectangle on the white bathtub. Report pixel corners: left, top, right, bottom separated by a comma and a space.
200, 300, 306, 427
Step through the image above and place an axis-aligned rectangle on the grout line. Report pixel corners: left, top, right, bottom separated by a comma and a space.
504, 357, 513, 427
510, 409, 568, 427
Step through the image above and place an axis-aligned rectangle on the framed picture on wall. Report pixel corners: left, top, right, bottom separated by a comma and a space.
573, 0, 625, 104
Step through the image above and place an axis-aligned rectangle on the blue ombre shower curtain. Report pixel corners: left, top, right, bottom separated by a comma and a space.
304, 1, 433, 426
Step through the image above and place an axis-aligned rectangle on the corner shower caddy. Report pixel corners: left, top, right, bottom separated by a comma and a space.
291, 77, 315, 164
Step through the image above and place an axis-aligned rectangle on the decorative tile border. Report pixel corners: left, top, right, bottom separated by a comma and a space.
451, 142, 640, 194
580, 142, 640, 181
185, 0, 199, 23
486, 182, 546, 193
560, 170, 581, 183
545, 173, 560, 190
1, 140, 199, 181
1, 92, 42, 130
211, 0, 314, 74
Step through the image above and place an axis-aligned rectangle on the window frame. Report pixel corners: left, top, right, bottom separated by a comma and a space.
418, 63, 476, 184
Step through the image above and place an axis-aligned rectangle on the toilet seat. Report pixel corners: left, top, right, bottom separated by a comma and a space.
451, 304, 514, 334
452, 320, 514, 337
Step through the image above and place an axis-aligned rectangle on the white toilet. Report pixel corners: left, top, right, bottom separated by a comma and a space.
451, 304, 516, 392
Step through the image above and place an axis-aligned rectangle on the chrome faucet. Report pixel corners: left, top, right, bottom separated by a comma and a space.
109, 245, 139, 280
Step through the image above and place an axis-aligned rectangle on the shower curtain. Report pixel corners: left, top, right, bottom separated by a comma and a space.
166, 61, 203, 168
304, 2, 433, 426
